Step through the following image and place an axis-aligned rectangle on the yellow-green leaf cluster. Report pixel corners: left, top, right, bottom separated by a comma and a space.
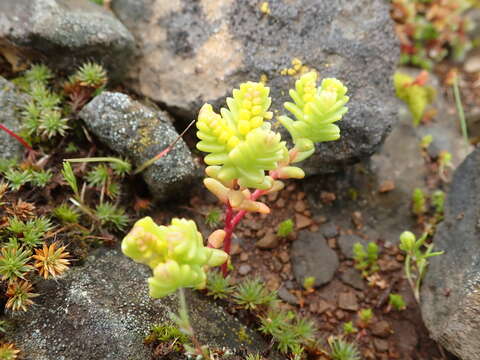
196, 82, 289, 190
279, 72, 349, 162
122, 217, 228, 298
394, 72, 436, 126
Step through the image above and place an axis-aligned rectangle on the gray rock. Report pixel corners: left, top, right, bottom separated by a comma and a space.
0, 0, 135, 81
112, 0, 399, 173
339, 268, 365, 290
305, 67, 472, 246
421, 148, 480, 360
291, 230, 339, 287
79, 92, 196, 201
319, 222, 339, 239
7, 248, 276, 360
0, 76, 29, 160
278, 286, 298, 305
338, 234, 367, 259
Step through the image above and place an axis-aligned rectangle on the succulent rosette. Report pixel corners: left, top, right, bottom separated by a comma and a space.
279, 72, 349, 162
122, 217, 228, 298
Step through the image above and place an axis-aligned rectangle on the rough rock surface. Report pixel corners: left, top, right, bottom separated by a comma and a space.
0, 0, 135, 81
305, 69, 472, 246
80, 92, 196, 201
291, 230, 339, 287
112, 0, 399, 173
7, 248, 277, 360
421, 148, 480, 360
0, 76, 29, 160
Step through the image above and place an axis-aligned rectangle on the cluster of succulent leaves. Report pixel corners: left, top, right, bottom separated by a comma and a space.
122, 217, 228, 298
411, 187, 445, 227
197, 71, 348, 198
394, 72, 436, 126
388, 293, 407, 311
352, 242, 380, 277
392, 0, 474, 69
277, 218, 294, 237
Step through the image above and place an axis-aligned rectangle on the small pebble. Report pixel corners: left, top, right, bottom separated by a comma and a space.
338, 292, 359, 311
371, 320, 392, 338
295, 213, 313, 229
255, 231, 279, 249
278, 286, 298, 305
240, 253, 249, 261
238, 264, 252, 275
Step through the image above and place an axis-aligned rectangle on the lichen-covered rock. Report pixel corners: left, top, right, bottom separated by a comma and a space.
0, 76, 29, 160
79, 92, 196, 201
421, 148, 480, 360
291, 230, 339, 287
7, 248, 276, 360
112, 0, 399, 173
0, 0, 135, 81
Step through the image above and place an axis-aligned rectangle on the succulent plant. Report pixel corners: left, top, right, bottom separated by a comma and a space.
122, 217, 228, 298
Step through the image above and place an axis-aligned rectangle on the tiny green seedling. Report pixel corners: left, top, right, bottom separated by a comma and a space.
234, 278, 277, 310
411, 188, 427, 217
357, 308, 373, 328
353, 242, 379, 277
302, 276, 315, 291
205, 208, 222, 229
399, 231, 443, 303
277, 218, 294, 237
388, 293, 407, 311
342, 321, 358, 335
206, 271, 234, 300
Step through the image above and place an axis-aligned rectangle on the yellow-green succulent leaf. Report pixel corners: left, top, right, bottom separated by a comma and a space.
122, 217, 228, 298
394, 72, 436, 126
196, 82, 289, 190
281, 71, 349, 152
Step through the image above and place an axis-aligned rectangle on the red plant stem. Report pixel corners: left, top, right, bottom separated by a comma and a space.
220, 188, 268, 276
0, 123, 33, 151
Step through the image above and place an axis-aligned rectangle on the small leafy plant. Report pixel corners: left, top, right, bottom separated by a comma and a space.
342, 321, 357, 335
357, 308, 373, 328
394, 71, 435, 126
388, 293, 407, 311
399, 231, 443, 302
328, 336, 361, 360
277, 218, 294, 237
206, 271, 234, 300
234, 277, 277, 310
412, 187, 427, 217
353, 242, 380, 277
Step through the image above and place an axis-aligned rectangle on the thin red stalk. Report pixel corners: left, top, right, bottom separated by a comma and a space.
0, 123, 33, 151
220, 188, 269, 276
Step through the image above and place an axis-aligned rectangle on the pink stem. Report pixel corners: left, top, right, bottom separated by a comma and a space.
220, 188, 269, 276
0, 124, 33, 151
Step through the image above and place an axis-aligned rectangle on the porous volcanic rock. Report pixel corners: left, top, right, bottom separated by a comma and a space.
112, 0, 399, 173
80, 92, 196, 201
421, 147, 480, 360
0, 0, 135, 81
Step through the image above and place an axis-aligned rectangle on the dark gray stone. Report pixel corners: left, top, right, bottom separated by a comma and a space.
339, 268, 365, 291
0, 76, 29, 160
278, 286, 298, 305
7, 248, 276, 360
112, 0, 399, 174
79, 92, 196, 201
338, 234, 367, 259
421, 148, 480, 360
319, 222, 339, 239
291, 230, 339, 287
0, 0, 135, 81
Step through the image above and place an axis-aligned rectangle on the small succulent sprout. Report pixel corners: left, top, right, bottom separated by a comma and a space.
394, 72, 436, 126
343, 321, 358, 335
399, 231, 417, 254
197, 81, 293, 190
411, 188, 427, 216
388, 293, 407, 311
358, 308, 373, 326
122, 217, 228, 298
279, 71, 349, 162
277, 218, 294, 237
0, 343, 20, 359
302, 276, 315, 291
432, 190, 445, 215
206, 271, 235, 299
328, 336, 361, 360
